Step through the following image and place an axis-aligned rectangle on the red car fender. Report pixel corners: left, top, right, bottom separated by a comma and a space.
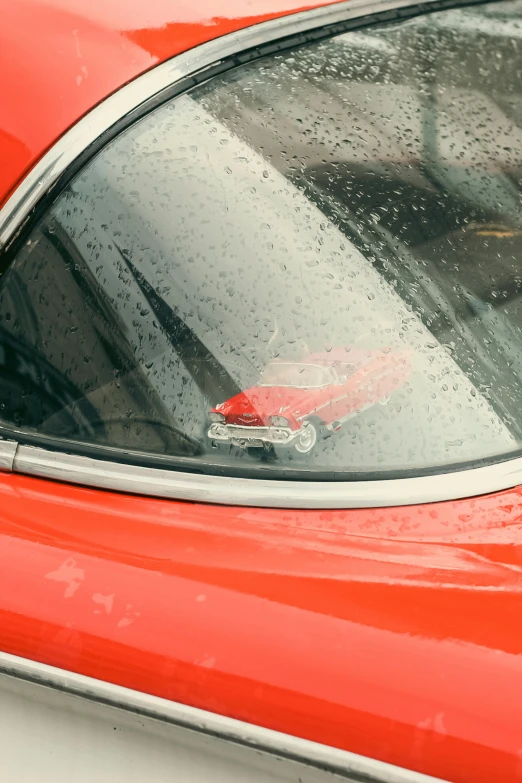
0, 471, 522, 782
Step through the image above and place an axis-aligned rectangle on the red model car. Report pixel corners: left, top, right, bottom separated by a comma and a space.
208, 349, 411, 454
2, 0, 522, 781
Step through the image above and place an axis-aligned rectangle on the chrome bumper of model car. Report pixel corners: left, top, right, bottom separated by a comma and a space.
208, 423, 298, 447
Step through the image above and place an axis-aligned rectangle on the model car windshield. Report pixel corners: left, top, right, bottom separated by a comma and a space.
1, 0, 522, 476
259, 364, 329, 388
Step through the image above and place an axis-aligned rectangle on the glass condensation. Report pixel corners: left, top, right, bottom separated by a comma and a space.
1, 0, 522, 475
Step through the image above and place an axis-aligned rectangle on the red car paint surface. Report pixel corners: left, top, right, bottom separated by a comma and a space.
213, 349, 411, 430
2, 2, 522, 782
1, 471, 522, 783
0, 0, 341, 206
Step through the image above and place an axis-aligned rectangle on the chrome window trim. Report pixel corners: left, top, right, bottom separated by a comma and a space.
0, 0, 518, 508
9, 443, 522, 507
0, 440, 16, 472
0, 650, 447, 783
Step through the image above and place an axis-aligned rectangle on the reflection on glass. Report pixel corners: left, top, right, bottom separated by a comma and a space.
1, 0, 522, 476
259, 363, 331, 389
208, 349, 411, 456
208, 348, 410, 455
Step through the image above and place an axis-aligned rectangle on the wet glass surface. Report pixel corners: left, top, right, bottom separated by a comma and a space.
1, 0, 522, 476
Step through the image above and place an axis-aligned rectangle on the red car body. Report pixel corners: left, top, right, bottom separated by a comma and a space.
208, 349, 411, 452
1, 1, 522, 782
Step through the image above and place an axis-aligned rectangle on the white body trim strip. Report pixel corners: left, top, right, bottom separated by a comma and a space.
0, 650, 448, 783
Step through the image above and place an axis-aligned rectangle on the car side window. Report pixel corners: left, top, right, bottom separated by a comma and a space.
0, 0, 522, 478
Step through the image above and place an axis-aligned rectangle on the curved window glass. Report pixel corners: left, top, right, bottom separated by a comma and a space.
1, 0, 522, 477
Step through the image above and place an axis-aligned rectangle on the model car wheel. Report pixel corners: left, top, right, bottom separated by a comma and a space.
294, 420, 318, 455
